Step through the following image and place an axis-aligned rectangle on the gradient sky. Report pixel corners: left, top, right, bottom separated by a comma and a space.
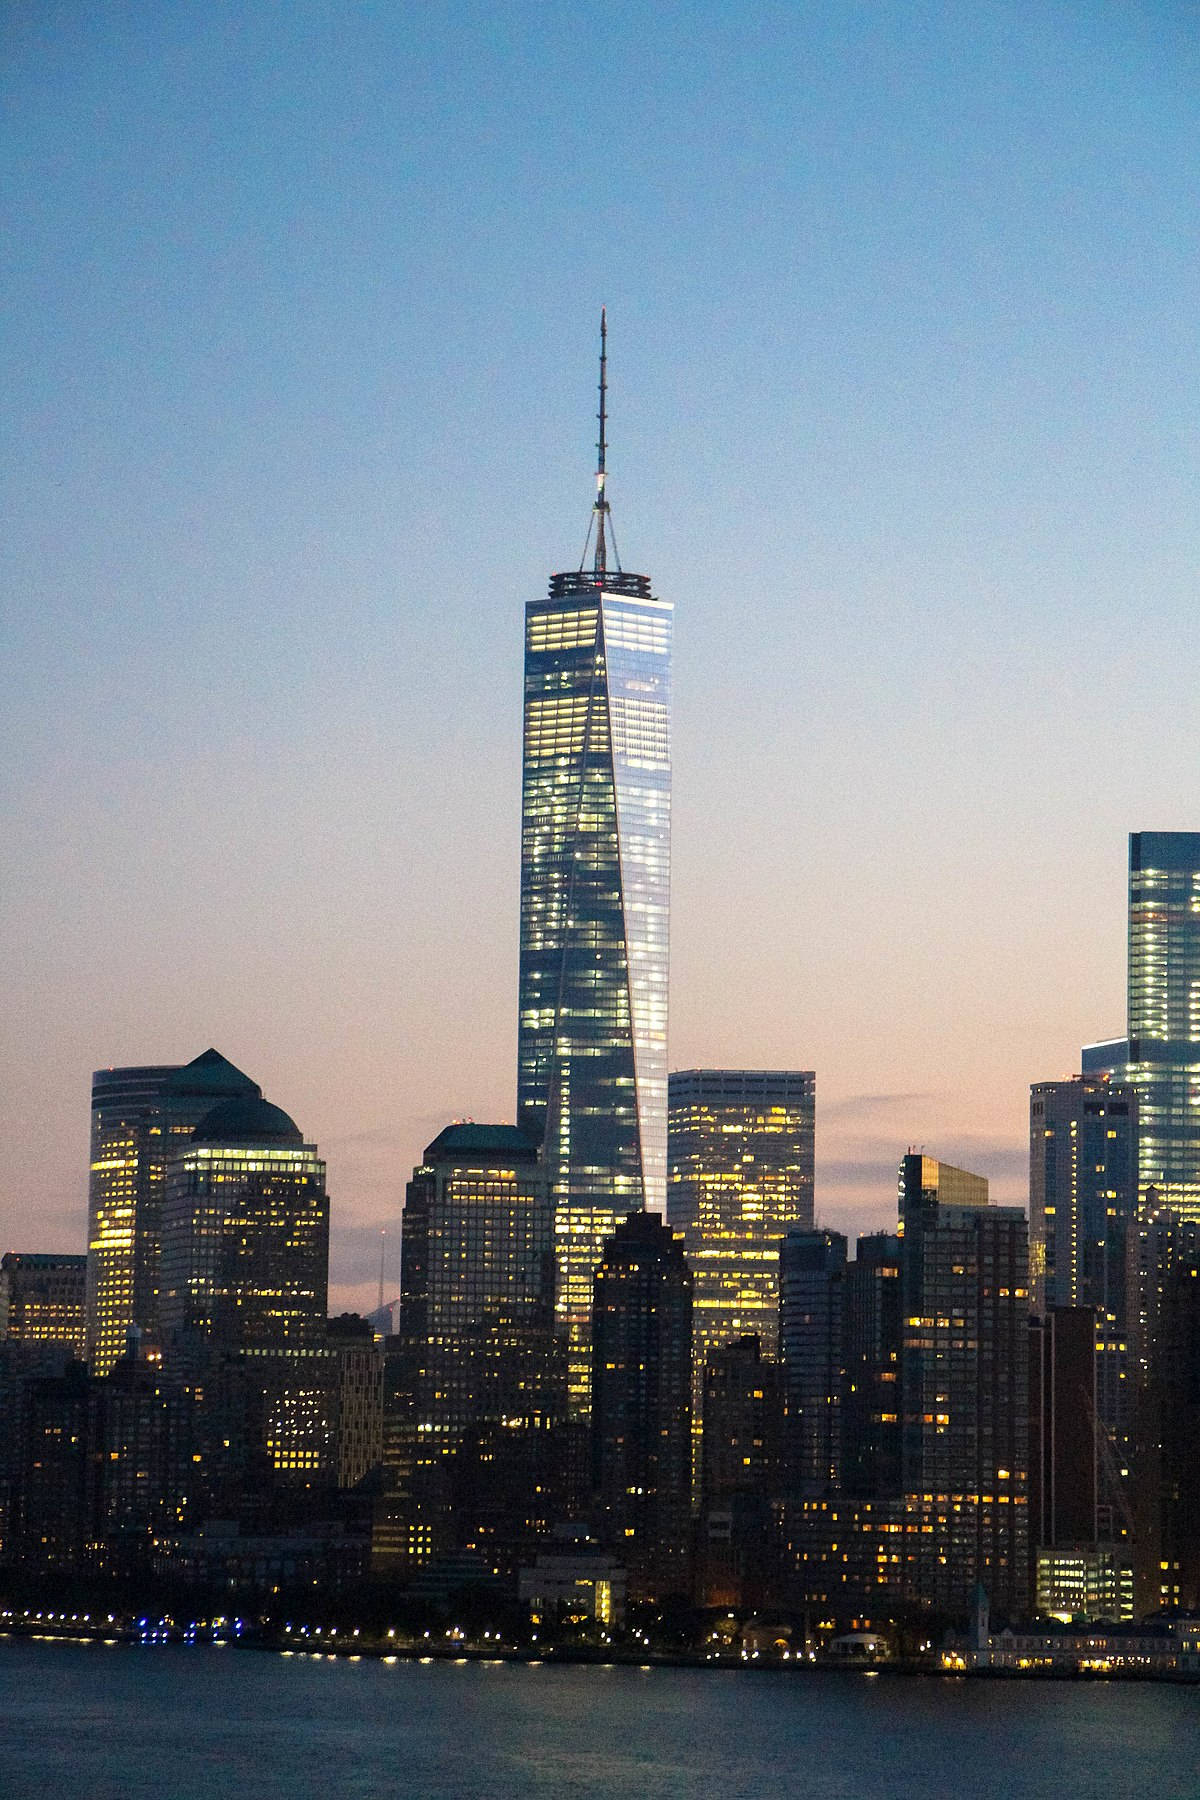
3, 2, 1198, 1312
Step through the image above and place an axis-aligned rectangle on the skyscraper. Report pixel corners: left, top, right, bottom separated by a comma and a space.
668, 1069, 815, 1373
86, 1049, 261, 1374
898, 1154, 1030, 1620
1083, 831, 1200, 1221
376, 1124, 564, 1573
518, 315, 672, 1416
1029, 1074, 1137, 1475
778, 1228, 847, 1497
159, 1095, 329, 1352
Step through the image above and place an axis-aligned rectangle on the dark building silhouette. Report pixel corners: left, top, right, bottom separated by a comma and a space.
591, 1211, 692, 1600
841, 1232, 902, 1502
86, 1049, 261, 1372
696, 1334, 783, 1608
1128, 1209, 1200, 1614
1030, 1307, 1099, 1550
779, 1229, 847, 1498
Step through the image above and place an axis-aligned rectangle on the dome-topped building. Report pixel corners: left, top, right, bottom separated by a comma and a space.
160, 1087, 327, 1352
191, 1095, 303, 1146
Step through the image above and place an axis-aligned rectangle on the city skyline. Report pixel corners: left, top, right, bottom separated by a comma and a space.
4, 6, 1199, 1312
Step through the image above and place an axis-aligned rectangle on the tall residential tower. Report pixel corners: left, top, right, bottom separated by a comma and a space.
517, 316, 672, 1415
1083, 832, 1200, 1221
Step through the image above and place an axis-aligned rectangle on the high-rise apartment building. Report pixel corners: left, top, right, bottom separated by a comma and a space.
667, 1070, 815, 1371
0, 1253, 87, 1356
899, 1154, 1030, 1621
841, 1231, 903, 1503
778, 1228, 847, 1497
86, 1048, 261, 1373
1083, 832, 1200, 1221
518, 317, 671, 1416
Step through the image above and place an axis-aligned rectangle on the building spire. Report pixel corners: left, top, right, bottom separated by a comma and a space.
593, 307, 608, 577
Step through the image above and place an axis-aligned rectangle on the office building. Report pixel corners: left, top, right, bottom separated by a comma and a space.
0, 1253, 86, 1356
160, 1095, 328, 1351
1083, 832, 1200, 1222
518, 315, 672, 1416
899, 1154, 1030, 1621
1127, 1209, 1200, 1613
668, 1069, 815, 1386
591, 1211, 692, 1599
86, 1048, 261, 1373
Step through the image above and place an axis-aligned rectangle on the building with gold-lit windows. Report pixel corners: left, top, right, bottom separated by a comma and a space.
158, 1093, 331, 1489
0, 1253, 87, 1356
86, 1049, 261, 1373
667, 1069, 814, 1452
899, 1153, 1030, 1621
518, 317, 671, 1419
160, 1095, 328, 1351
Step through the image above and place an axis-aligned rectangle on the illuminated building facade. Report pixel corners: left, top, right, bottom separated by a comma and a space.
591, 1211, 692, 1599
518, 318, 671, 1417
159, 1096, 328, 1351
0, 1253, 86, 1356
899, 1154, 1030, 1620
86, 1049, 261, 1374
1083, 832, 1200, 1221
667, 1069, 815, 1452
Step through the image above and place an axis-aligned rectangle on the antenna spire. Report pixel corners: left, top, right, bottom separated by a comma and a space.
594, 307, 608, 577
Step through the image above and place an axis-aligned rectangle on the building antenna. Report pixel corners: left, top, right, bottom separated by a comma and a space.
594, 307, 608, 576
378, 1228, 386, 1313
578, 308, 622, 575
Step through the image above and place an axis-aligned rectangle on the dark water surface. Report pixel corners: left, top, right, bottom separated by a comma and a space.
2, 1638, 1198, 1800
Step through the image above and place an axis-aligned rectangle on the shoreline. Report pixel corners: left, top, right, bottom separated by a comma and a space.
2, 1621, 1197, 1685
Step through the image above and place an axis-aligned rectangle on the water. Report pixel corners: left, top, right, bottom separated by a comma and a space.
1, 1638, 1198, 1799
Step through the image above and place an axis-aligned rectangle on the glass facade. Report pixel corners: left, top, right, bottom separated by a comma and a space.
1125, 832, 1200, 1220
518, 568, 671, 1416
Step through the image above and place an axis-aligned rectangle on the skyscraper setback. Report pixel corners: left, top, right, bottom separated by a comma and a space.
517, 316, 672, 1415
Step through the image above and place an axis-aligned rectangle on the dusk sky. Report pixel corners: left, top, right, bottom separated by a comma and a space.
4, 2, 1198, 1312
